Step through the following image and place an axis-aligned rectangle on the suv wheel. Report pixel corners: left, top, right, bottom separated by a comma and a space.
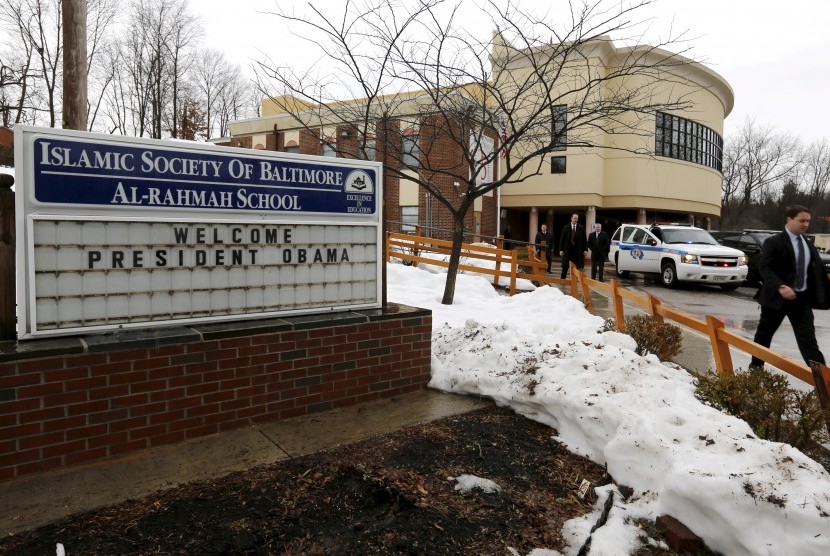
660, 261, 678, 287
615, 254, 629, 278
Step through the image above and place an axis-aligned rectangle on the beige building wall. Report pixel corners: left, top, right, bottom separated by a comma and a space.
496, 38, 733, 237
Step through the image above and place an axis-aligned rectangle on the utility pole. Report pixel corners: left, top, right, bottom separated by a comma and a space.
62, 0, 87, 130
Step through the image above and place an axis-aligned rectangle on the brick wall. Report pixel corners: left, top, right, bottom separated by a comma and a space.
0, 304, 432, 481
299, 129, 321, 156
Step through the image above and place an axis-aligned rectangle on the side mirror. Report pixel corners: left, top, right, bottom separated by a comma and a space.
743, 245, 760, 253
648, 239, 657, 246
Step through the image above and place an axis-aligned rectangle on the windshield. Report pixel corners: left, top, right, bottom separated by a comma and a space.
660, 228, 718, 245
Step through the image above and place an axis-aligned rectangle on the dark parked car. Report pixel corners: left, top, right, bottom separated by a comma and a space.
711, 229, 830, 285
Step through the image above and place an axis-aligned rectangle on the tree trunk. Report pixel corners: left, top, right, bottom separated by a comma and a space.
62, 0, 88, 131
441, 214, 465, 305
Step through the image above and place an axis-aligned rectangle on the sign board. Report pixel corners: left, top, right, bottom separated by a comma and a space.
14, 126, 382, 338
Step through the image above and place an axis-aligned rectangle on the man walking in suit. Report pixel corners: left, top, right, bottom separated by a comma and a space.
750, 205, 830, 370
559, 213, 588, 279
534, 224, 554, 273
588, 222, 611, 282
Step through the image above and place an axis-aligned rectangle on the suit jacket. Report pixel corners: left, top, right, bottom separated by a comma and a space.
534, 230, 554, 255
756, 231, 830, 310
560, 224, 587, 255
588, 231, 610, 259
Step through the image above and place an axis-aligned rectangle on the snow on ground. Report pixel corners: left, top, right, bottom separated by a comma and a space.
387, 262, 830, 556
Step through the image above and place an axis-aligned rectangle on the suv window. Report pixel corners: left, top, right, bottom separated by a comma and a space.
621, 227, 640, 243
661, 228, 718, 245
718, 233, 741, 243
630, 228, 649, 244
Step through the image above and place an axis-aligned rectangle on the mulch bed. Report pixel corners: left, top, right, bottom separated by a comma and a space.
0, 406, 676, 555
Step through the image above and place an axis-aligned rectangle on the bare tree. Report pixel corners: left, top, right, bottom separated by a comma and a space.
721, 119, 802, 228
255, 0, 700, 304
801, 139, 830, 205
0, 0, 120, 130
113, 0, 200, 138
190, 48, 250, 139
84, 0, 118, 130
214, 77, 254, 138
0, 0, 62, 126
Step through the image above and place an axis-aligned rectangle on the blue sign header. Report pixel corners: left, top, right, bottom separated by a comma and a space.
32, 137, 378, 215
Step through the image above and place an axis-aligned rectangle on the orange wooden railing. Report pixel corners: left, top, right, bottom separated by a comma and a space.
385, 231, 830, 408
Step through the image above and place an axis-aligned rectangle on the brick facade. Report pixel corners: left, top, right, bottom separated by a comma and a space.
0, 304, 432, 481
228, 116, 498, 239
299, 129, 321, 156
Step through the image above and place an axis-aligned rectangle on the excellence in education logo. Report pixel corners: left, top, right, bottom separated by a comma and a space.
344, 170, 374, 194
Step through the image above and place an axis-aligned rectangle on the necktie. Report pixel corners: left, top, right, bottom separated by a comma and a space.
570, 226, 575, 244
796, 236, 806, 290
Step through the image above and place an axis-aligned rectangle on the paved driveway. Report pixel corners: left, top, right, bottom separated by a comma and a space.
608, 273, 830, 390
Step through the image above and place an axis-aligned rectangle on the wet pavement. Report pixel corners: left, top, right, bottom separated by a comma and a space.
574, 264, 830, 391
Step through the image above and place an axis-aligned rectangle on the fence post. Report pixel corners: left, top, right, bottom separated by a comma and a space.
509, 250, 517, 296
493, 243, 502, 288
705, 315, 734, 375
809, 361, 830, 435
385, 231, 391, 263
413, 227, 422, 267
611, 279, 626, 332
809, 361, 830, 408
569, 263, 578, 297
647, 294, 664, 325
0, 175, 14, 341
580, 269, 593, 312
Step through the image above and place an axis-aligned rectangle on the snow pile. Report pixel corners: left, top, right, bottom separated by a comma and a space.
388, 262, 830, 556
449, 474, 503, 494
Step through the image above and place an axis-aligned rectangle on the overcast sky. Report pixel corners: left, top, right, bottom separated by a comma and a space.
198, 0, 830, 144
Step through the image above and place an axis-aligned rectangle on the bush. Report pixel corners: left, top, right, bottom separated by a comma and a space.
694, 367, 830, 450
623, 314, 682, 362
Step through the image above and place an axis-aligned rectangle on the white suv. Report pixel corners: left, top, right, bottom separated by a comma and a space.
610, 224, 749, 290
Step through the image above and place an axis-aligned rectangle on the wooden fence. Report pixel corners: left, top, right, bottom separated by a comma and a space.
386, 230, 830, 408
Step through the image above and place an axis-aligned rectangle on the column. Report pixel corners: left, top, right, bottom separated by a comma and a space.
585, 206, 596, 261
529, 207, 538, 240
637, 208, 647, 225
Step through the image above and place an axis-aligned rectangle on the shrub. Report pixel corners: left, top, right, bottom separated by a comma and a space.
694, 367, 830, 450
598, 317, 616, 334
623, 314, 682, 362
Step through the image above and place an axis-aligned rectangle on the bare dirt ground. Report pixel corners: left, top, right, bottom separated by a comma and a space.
0, 406, 696, 555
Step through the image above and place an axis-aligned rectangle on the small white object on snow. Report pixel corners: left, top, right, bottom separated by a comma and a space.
449, 474, 502, 494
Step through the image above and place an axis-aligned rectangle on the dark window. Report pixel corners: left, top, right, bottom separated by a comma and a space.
360, 140, 376, 161
285, 145, 299, 154
552, 104, 567, 151
402, 135, 420, 169
551, 156, 566, 174
321, 142, 336, 157
654, 111, 723, 172
401, 206, 418, 233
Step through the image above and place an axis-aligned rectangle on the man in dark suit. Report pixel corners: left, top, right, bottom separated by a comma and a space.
534, 223, 554, 273
588, 222, 611, 282
750, 205, 830, 370
559, 213, 588, 279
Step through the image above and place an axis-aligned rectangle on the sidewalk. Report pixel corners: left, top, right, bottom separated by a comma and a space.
0, 389, 490, 536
